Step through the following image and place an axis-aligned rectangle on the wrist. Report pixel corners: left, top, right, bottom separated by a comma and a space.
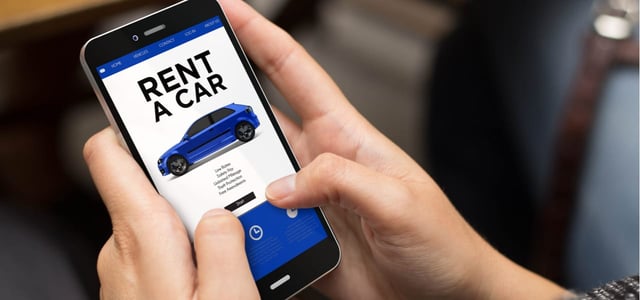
464, 240, 569, 300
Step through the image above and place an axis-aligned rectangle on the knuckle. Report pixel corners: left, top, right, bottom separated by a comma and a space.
263, 39, 299, 77
83, 132, 101, 163
110, 223, 142, 264
97, 237, 137, 298
311, 153, 347, 184
306, 153, 349, 201
96, 237, 114, 277
107, 204, 184, 261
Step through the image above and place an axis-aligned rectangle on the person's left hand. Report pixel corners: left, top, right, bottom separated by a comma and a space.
84, 128, 259, 300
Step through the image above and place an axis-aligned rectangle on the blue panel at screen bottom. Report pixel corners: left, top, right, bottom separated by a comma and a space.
238, 202, 327, 280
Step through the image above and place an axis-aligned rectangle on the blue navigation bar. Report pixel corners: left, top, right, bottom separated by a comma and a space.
97, 16, 223, 79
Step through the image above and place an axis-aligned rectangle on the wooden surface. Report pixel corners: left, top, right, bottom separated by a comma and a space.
0, 0, 159, 46
0, 0, 117, 27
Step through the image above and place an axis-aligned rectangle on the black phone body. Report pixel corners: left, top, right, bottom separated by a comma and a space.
80, 0, 340, 298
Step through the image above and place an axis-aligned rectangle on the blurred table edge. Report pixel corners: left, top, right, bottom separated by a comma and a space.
0, 0, 165, 48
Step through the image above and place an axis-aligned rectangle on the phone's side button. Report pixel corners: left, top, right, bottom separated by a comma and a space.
269, 274, 291, 290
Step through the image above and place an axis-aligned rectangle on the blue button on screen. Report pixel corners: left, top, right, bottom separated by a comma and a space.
238, 202, 327, 280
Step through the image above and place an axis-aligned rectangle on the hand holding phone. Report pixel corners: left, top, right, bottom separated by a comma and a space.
81, 0, 339, 298
84, 1, 570, 300
85, 128, 260, 299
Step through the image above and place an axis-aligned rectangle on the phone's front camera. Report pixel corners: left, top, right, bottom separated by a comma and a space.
132, 35, 139, 42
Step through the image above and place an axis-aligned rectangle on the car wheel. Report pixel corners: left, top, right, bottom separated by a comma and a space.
168, 155, 188, 176
235, 121, 255, 142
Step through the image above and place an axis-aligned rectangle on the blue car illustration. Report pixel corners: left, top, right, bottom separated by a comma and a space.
158, 103, 260, 176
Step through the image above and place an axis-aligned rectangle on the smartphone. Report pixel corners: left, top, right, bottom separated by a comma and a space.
80, 0, 340, 298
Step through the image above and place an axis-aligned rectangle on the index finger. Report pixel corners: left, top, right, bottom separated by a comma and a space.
83, 127, 176, 225
219, 0, 353, 122
85, 128, 196, 298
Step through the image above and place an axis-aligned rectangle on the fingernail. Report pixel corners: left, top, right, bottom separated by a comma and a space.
198, 209, 240, 238
266, 174, 296, 201
202, 208, 230, 219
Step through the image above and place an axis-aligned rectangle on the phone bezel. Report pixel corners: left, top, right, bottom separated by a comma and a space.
80, 0, 340, 298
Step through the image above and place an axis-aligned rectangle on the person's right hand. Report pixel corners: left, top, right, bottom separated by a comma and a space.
220, 0, 567, 299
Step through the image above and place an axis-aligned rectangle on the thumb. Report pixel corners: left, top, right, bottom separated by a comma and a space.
194, 209, 259, 299
266, 153, 414, 229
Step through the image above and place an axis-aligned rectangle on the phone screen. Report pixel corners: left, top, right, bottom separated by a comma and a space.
81, 0, 339, 296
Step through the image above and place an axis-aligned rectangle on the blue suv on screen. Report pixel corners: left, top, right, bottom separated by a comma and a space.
158, 103, 260, 176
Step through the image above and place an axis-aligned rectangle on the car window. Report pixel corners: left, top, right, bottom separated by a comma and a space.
187, 116, 212, 137
210, 108, 234, 123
